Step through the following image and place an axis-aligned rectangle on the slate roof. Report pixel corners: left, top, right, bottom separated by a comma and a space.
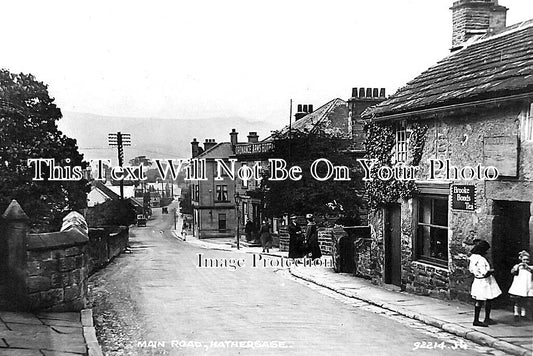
265, 98, 348, 140
195, 142, 233, 159
91, 181, 120, 200
363, 20, 533, 119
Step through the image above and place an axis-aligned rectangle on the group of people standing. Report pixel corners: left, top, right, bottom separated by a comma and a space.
244, 218, 274, 253
469, 239, 532, 327
243, 214, 323, 259
288, 214, 322, 260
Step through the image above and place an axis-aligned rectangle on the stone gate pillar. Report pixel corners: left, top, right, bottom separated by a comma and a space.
1, 200, 30, 305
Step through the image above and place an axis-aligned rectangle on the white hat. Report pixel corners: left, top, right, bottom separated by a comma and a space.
305, 213, 313, 219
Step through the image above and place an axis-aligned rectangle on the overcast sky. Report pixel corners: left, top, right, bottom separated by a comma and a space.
2, 0, 532, 128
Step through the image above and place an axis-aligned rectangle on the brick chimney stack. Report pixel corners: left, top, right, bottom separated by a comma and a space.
191, 138, 201, 158
247, 132, 259, 143
450, 0, 507, 51
348, 87, 387, 151
294, 104, 314, 121
230, 129, 238, 150
204, 139, 217, 151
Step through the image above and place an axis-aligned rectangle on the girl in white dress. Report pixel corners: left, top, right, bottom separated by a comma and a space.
508, 250, 533, 322
469, 240, 502, 327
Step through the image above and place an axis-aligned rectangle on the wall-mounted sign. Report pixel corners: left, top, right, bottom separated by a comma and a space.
451, 185, 476, 211
235, 142, 274, 156
483, 136, 518, 177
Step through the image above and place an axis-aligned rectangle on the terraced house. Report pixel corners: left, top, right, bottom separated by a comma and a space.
360, 0, 533, 303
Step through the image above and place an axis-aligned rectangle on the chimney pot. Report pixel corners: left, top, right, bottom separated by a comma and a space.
297, 104, 302, 112
366, 88, 372, 97
303, 104, 308, 112
380, 88, 386, 97
309, 104, 313, 113
359, 88, 365, 98
352, 88, 358, 98
372, 88, 378, 97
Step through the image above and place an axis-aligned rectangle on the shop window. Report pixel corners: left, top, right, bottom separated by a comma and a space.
218, 213, 226, 231
215, 185, 228, 201
521, 102, 533, 141
415, 195, 449, 267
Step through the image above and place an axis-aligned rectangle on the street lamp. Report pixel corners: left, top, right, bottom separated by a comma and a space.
234, 193, 242, 250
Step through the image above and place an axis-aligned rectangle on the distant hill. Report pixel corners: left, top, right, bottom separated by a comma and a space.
58, 112, 276, 164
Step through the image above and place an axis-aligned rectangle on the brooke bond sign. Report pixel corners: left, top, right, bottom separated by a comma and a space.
451, 185, 476, 211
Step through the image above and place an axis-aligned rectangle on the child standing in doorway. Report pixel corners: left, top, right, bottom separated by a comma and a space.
508, 250, 533, 322
469, 240, 502, 327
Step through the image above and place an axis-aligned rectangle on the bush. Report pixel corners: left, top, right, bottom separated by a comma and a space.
88, 199, 136, 227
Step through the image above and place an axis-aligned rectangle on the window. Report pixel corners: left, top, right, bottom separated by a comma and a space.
395, 124, 410, 163
242, 201, 247, 222
241, 163, 248, 188
521, 103, 533, 141
194, 185, 199, 201
415, 195, 449, 266
215, 185, 228, 201
218, 213, 226, 231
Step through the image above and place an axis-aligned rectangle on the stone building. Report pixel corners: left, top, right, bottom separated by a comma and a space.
360, 1, 533, 302
190, 138, 237, 238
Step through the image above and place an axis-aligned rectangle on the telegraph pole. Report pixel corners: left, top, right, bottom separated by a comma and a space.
108, 132, 131, 199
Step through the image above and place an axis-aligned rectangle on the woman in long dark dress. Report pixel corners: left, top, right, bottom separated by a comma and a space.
259, 219, 272, 253
288, 215, 303, 258
305, 214, 322, 259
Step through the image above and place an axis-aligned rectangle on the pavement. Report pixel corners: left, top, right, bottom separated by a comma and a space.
174, 221, 533, 356
0, 309, 101, 356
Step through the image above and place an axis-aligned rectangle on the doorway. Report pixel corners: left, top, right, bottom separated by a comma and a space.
492, 200, 531, 306
384, 203, 402, 287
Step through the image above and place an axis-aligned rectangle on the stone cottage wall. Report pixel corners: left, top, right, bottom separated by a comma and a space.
367, 103, 533, 302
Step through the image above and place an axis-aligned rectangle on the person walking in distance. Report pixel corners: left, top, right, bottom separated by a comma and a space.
245, 217, 254, 242
305, 214, 322, 260
469, 240, 502, 327
508, 250, 533, 322
259, 218, 272, 253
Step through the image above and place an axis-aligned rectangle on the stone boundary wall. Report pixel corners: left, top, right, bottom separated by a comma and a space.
317, 228, 333, 256
1, 200, 130, 312
279, 226, 289, 252
26, 229, 89, 311
88, 226, 129, 274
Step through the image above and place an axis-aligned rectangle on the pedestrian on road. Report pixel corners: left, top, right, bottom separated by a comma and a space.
288, 215, 304, 258
305, 214, 322, 260
260, 218, 272, 253
245, 218, 255, 242
508, 250, 533, 322
469, 239, 501, 327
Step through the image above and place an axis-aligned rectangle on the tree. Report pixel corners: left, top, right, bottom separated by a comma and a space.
88, 199, 136, 227
128, 155, 152, 167
261, 129, 364, 223
0, 69, 89, 231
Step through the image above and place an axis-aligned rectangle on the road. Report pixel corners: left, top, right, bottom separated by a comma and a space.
88, 208, 506, 356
